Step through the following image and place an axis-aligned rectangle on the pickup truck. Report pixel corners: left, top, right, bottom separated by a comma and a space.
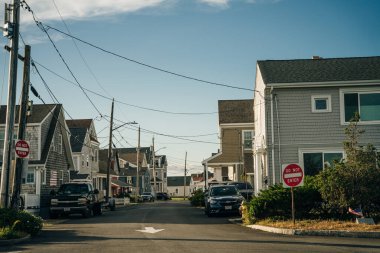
49, 182, 104, 218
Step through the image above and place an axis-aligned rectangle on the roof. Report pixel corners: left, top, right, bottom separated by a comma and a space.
68, 127, 87, 152
0, 104, 56, 124
257, 56, 380, 85
112, 179, 132, 187
116, 147, 152, 164
167, 176, 191, 187
119, 167, 147, 177
66, 119, 92, 129
218, 100, 254, 124
70, 171, 90, 180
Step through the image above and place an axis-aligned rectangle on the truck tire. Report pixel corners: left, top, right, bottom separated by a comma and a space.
83, 207, 92, 218
93, 203, 102, 216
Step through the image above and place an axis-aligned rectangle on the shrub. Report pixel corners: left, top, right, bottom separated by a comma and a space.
0, 208, 43, 237
189, 189, 205, 206
248, 176, 323, 222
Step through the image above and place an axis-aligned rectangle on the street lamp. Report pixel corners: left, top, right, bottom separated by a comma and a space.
112, 121, 138, 131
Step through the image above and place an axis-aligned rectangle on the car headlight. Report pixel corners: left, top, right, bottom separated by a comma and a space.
78, 198, 88, 205
210, 199, 219, 205
50, 199, 58, 205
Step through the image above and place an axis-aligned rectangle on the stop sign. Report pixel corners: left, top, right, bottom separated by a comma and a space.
282, 163, 304, 188
15, 140, 30, 158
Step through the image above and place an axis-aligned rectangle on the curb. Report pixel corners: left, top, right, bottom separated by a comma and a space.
0, 235, 31, 246
228, 219, 380, 238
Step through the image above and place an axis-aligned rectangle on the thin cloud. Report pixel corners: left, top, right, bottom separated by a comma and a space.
198, 0, 229, 7
21, 0, 169, 24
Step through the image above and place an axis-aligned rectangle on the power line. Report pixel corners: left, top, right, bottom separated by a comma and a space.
42, 24, 255, 92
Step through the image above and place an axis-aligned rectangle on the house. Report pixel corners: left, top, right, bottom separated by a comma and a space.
189, 171, 214, 193
0, 104, 74, 216
98, 149, 120, 197
167, 176, 191, 197
66, 119, 100, 181
151, 154, 168, 193
118, 167, 150, 195
202, 100, 254, 186
253, 56, 380, 194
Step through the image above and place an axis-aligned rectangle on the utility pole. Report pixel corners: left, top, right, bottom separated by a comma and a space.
106, 99, 114, 204
152, 137, 156, 193
136, 126, 140, 200
183, 151, 187, 200
11, 45, 31, 210
0, 0, 21, 208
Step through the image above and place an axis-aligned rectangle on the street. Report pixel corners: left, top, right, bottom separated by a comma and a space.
2, 201, 380, 253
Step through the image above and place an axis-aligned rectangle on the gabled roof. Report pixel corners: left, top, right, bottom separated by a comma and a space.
70, 171, 90, 180
0, 104, 56, 124
66, 119, 98, 152
257, 56, 380, 85
218, 99, 254, 124
115, 147, 152, 164
167, 176, 191, 187
119, 167, 147, 177
66, 119, 92, 129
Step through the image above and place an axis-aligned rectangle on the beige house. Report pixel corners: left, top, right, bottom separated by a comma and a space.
202, 100, 254, 186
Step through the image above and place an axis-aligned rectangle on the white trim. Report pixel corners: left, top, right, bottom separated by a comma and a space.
339, 87, 380, 125
311, 95, 332, 113
242, 130, 254, 150
266, 80, 380, 88
206, 162, 243, 166
219, 123, 254, 128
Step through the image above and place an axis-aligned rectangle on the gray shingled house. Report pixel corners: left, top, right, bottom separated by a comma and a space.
167, 176, 191, 197
0, 104, 74, 216
202, 100, 254, 186
253, 56, 380, 194
66, 119, 100, 181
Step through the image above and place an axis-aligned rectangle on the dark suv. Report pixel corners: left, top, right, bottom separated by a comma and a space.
49, 182, 102, 218
227, 182, 254, 200
204, 185, 244, 217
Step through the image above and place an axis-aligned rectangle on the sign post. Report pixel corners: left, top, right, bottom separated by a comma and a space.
15, 140, 30, 159
282, 163, 304, 225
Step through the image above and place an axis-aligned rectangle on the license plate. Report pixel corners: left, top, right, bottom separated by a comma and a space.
225, 206, 232, 210
64, 208, 70, 212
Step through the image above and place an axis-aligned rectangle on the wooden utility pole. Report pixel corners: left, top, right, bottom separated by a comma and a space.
106, 99, 114, 204
152, 137, 156, 193
11, 45, 31, 210
136, 126, 140, 199
183, 151, 187, 200
0, 0, 21, 208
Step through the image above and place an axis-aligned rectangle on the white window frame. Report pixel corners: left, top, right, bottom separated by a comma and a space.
311, 95, 332, 113
340, 88, 380, 125
299, 148, 345, 175
26, 169, 35, 184
41, 169, 46, 185
242, 130, 254, 150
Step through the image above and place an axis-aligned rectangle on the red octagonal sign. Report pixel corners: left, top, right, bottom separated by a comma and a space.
282, 163, 304, 188
15, 140, 30, 158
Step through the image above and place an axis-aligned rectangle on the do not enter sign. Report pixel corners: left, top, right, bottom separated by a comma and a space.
15, 140, 30, 158
282, 163, 304, 188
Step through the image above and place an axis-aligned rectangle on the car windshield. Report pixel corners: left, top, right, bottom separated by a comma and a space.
142, 192, 151, 195
232, 183, 253, 190
57, 184, 89, 195
210, 186, 238, 196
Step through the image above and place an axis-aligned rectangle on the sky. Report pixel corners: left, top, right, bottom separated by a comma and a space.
1, 0, 380, 176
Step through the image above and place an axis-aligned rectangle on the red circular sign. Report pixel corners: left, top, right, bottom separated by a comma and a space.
15, 140, 30, 158
282, 163, 304, 187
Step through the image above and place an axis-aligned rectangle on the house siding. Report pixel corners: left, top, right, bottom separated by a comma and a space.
265, 85, 380, 185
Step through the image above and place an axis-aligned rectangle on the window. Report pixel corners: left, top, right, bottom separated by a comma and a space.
57, 134, 63, 154
341, 90, 380, 123
311, 95, 331, 113
26, 170, 35, 184
302, 151, 343, 176
242, 130, 254, 149
175, 188, 178, 194
41, 169, 46, 185
50, 135, 56, 152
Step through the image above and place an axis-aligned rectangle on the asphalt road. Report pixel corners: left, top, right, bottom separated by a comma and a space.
2, 201, 380, 253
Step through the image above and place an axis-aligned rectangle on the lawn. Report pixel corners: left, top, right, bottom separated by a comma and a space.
256, 219, 380, 232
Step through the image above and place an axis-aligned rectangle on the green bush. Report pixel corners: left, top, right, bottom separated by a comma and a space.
0, 208, 43, 237
189, 189, 205, 206
248, 176, 323, 222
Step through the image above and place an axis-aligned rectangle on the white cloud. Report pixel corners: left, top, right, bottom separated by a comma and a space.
21, 0, 169, 24
197, 0, 229, 7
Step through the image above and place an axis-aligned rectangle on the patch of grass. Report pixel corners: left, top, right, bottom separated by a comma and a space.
0, 226, 28, 240
256, 219, 380, 232
171, 197, 188, 201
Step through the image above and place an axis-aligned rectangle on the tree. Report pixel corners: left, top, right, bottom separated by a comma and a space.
317, 113, 380, 216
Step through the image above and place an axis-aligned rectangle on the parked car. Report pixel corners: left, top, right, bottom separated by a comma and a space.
204, 185, 244, 217
49, 182, 103, 218
156, 192, 171, 200
141, 192, 155, 202
227, 182, 254, 200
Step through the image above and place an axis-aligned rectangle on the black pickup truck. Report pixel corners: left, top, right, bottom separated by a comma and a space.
49, 182, 103, 218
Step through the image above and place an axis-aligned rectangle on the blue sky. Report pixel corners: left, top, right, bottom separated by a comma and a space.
1, 0, 380, 176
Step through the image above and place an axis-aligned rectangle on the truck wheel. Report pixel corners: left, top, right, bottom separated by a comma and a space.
83, 207, 92, 218
93, 203, 102, 216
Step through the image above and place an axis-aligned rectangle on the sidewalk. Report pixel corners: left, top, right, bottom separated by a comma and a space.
228, 218, 380, 239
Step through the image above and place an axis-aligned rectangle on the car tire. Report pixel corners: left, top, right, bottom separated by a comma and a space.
83, 207, 92, 218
